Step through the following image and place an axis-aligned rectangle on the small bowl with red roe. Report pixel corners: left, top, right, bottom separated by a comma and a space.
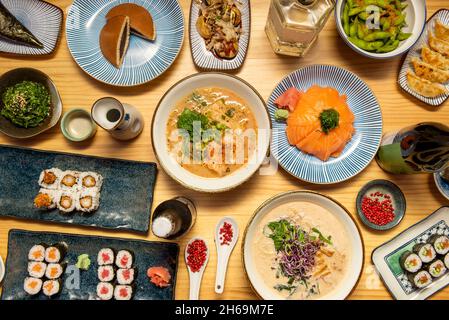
356, 180, 406, 231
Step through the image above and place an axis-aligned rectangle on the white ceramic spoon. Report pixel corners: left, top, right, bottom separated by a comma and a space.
0, 255, 5, 283
214, 217, 239, 294
185, 237, 209, 300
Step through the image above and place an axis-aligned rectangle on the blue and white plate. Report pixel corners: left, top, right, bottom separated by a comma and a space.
435, 172, 449, 201
66, 0, 184, 87
0, 0, 63, 55
268, 65, 383, 184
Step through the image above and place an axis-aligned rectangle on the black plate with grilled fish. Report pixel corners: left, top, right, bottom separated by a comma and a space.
0, 0, 62, 55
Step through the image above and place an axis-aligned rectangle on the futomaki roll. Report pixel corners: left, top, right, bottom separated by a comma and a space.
97, 248, 114, 266
429, 235, 449, 255
427, 259, 447, 278
24, 277, 42, 295
38, 168, 62, 190
97, 282, 114, 300
115, 250, 133, 269
28, 261, 46, 278
445, 253, 449, 269
45, 263, 65, 279
98, 265, 115, 282
28, 244, 46, 262
114, 285, 133, 300
400, 251, 422, 273
45, 243, 66, 263
42, 279, 61, 297
117, 268, 135, 285
408, 270, 432, 289
413, 243, 436, 263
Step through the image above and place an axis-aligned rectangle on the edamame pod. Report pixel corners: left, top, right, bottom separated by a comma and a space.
343, 3, 350, 36
349, 37, 384, 51
363, 31, 391, 41
397, 32, 412, 41
376, 39, 400, 53
350, 18, 359, 37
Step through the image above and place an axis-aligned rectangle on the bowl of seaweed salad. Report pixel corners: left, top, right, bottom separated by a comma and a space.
0, 68, 62, 138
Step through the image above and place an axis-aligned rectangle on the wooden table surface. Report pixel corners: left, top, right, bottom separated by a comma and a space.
0, 0, 448, 300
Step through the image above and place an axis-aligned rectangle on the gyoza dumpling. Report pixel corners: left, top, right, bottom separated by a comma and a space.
429, 34, 449, 57
422, 46, 449, 70
435, 20, 449, 42
412, 57, 449, 83
406, 70, 448, 98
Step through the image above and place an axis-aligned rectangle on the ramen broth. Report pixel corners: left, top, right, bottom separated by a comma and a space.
166, 87, 258, 178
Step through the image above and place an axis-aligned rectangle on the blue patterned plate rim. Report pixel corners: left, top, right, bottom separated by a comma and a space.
434, 172, 449, 201
66, 0, 185, 87
268, 64, 383, 185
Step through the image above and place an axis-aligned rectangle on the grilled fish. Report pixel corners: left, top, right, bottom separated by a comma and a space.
0, 1, 43, 48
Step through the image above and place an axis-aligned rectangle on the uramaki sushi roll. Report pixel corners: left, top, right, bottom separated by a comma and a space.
97, 282, 114, 300
27, 261, 47, 278
42, 279, 62, 298
60, 171, 80, 191
408, 270, 432, 289
38, 168, 62, 190
413, 243, 437, 264
24, 277, 43, 295
79, 171, 103, 190
76, 189, 100, 213
400, 251, 422, 273
34, 189, 59, 210
97, 248, 115, 266
28, 244, 47, 262
57, 191, 77, 213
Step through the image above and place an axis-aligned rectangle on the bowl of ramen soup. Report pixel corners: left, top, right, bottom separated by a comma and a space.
152, 73, 271, 192
243, 191, 364, 300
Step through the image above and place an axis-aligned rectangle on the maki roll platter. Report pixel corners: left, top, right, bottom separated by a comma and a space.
0, 145, 157, 233
2, 229, 179, 300
372, 207, 449, 300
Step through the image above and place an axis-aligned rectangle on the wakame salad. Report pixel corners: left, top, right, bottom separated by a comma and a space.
1, 81, 51, 128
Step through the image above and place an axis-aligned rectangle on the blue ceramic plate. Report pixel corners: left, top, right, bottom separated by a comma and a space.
66, 0, 184, 86
268, 65, 383, 184
0, 145, 157, 233
1, 229, 179, 300
435, 172, 449, 201
0, 0, 63, 55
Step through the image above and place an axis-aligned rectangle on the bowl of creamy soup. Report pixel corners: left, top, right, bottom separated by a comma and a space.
243, 191, 364, 300
152, 73, 270, 192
